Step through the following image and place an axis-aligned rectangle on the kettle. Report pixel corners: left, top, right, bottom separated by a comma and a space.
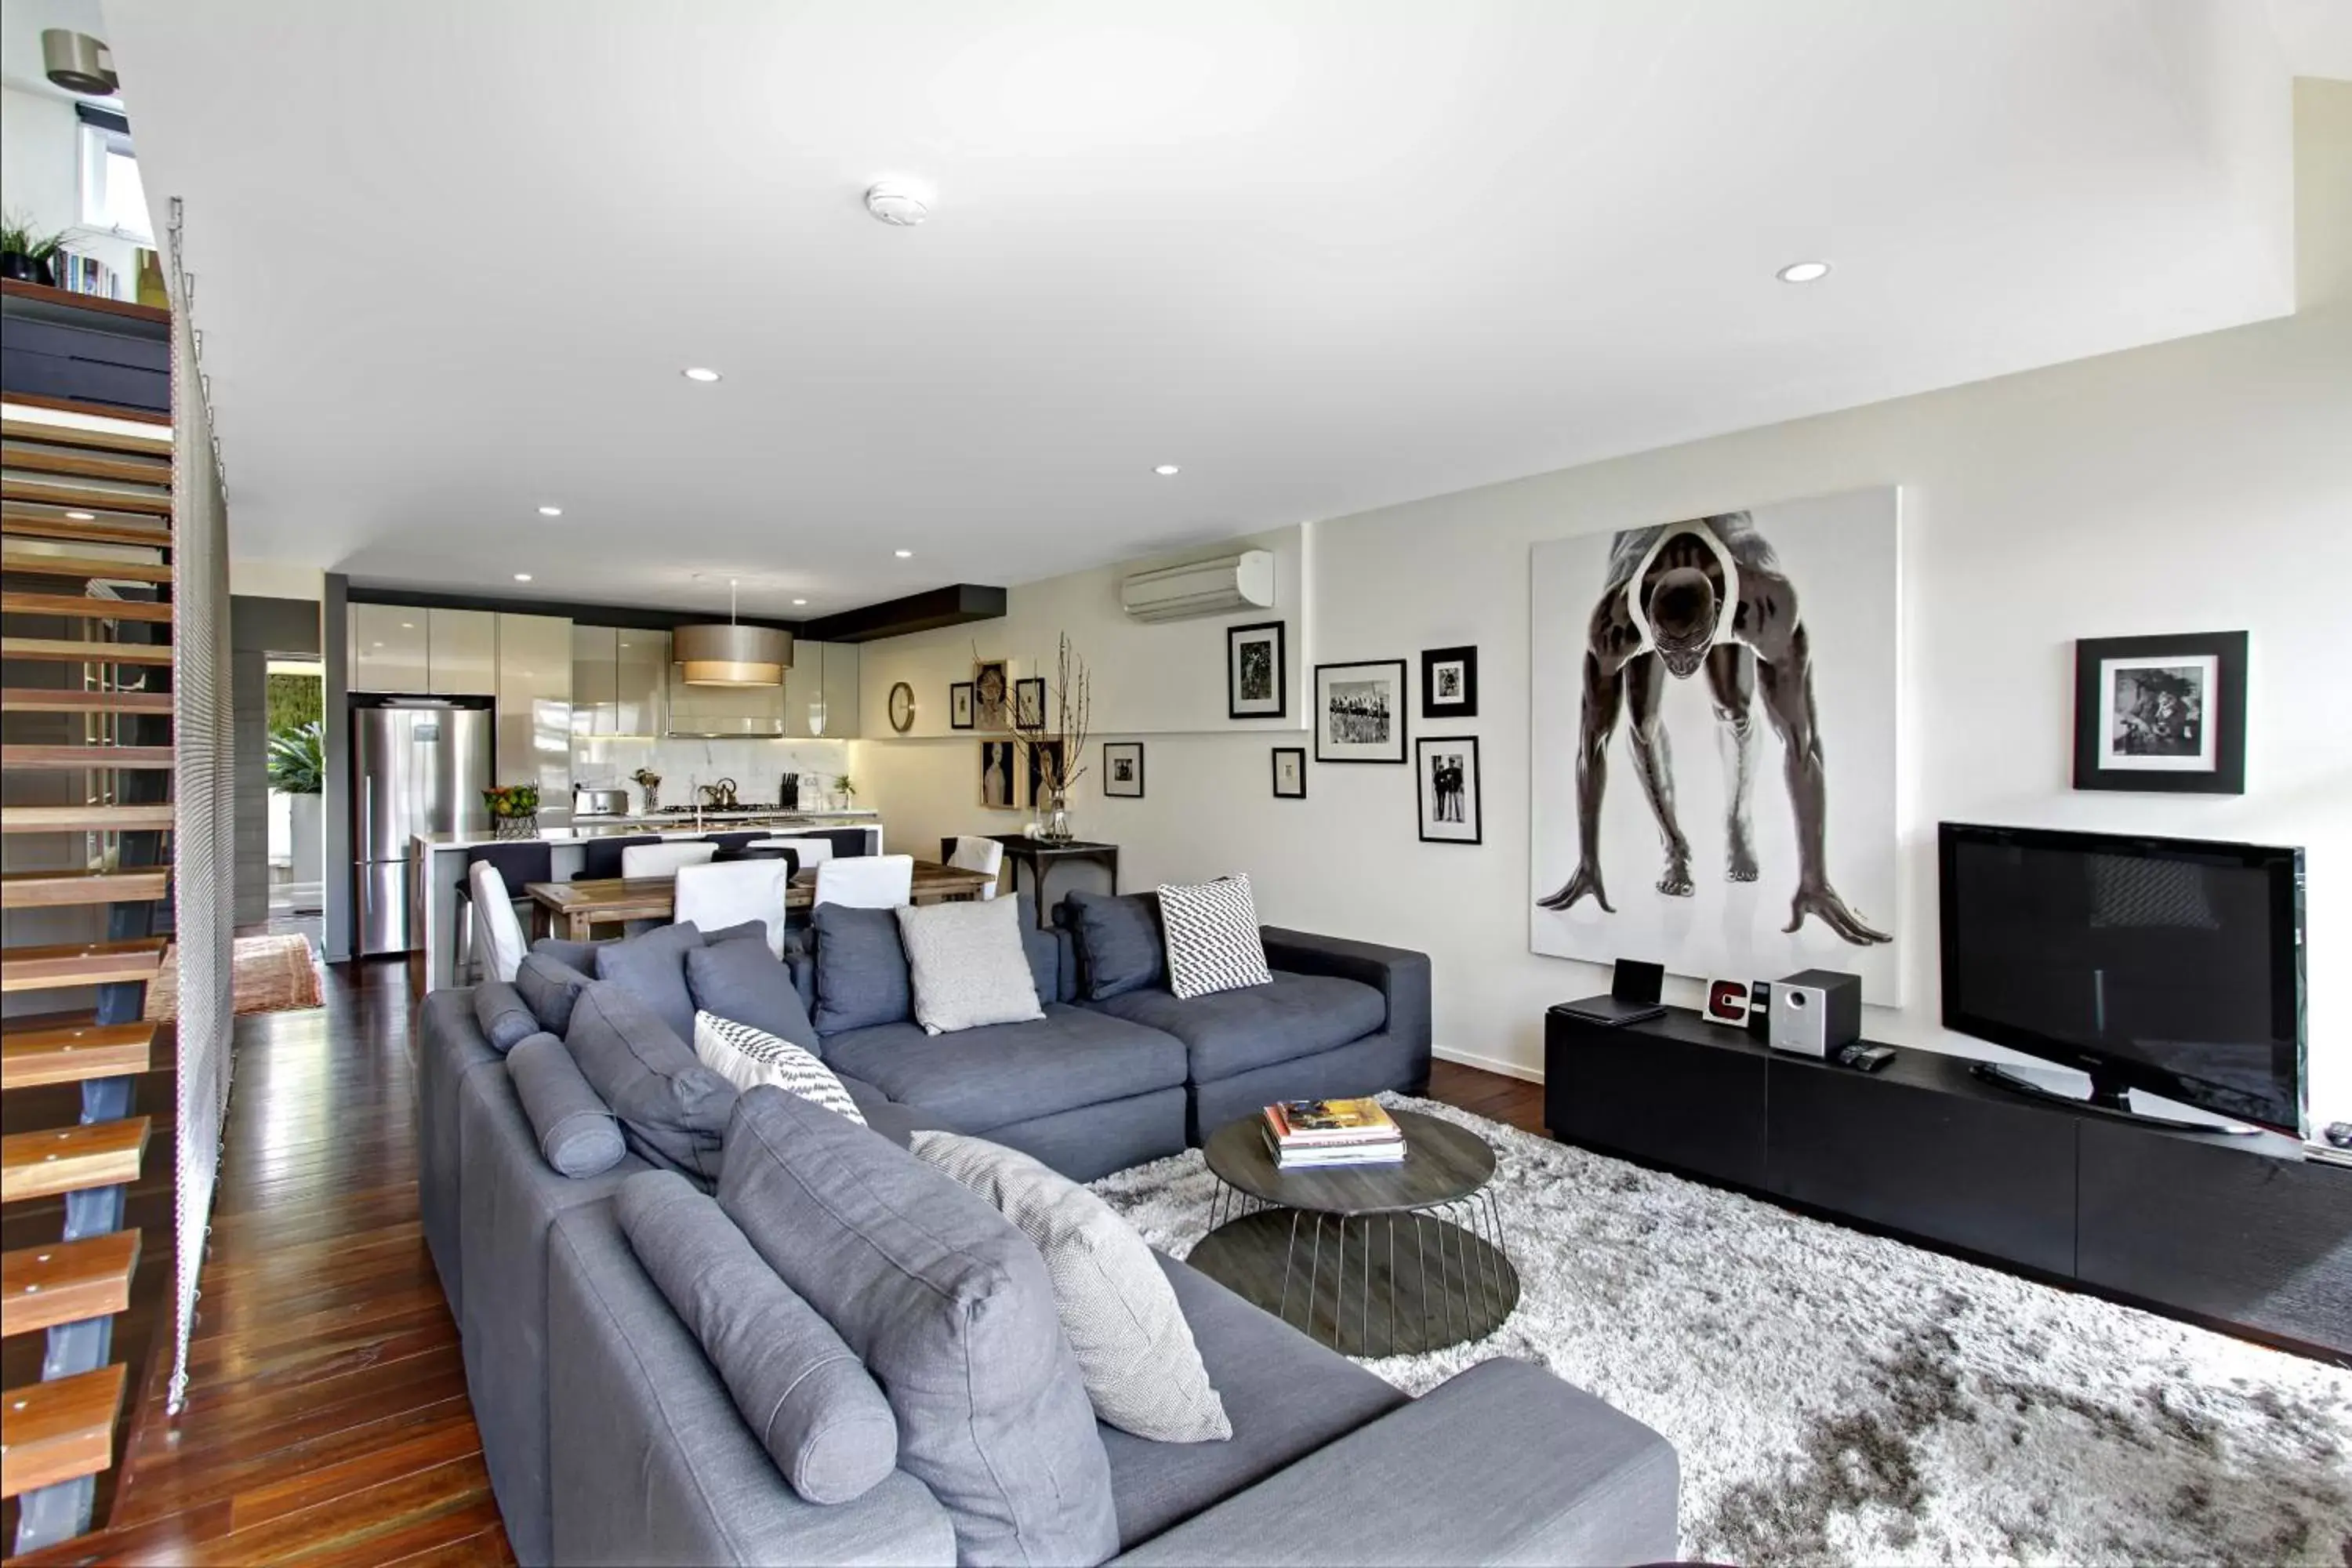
698, 777, 739, 809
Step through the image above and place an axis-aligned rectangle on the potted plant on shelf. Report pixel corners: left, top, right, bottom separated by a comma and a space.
267, 720, 325, 888
482, 783, 543, 840
0, 210, 68, 288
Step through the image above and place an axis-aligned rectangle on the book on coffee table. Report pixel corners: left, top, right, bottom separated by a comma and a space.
1263, 1098, 1406, 1167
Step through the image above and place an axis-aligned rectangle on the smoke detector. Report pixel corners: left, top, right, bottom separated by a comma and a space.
864, 181, 931, 227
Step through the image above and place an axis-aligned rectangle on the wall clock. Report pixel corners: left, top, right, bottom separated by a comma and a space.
887, 681, 916, 733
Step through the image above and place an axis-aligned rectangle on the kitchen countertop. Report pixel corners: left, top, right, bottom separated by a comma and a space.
415, 810, 880, 851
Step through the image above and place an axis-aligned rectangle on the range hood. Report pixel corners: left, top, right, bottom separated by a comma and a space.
673, 622, 792, 686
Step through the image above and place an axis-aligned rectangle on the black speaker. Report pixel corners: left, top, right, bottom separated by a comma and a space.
1744, 980, 1773, 1040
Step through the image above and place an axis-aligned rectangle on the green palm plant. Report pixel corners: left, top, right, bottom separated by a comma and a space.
267, 720, 325, 794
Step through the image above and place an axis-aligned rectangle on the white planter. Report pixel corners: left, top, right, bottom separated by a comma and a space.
289, 792, 324, 886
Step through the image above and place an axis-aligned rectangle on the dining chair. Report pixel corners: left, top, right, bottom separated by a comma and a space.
620, 840, 720, 879
814, 853, 915, 909
673, 858, 792, 957
468, 860, 531, 984
453, 841, 551, 984
946, 835, 1004, 900
581, 833, 661, 880
758, 837, 833, 869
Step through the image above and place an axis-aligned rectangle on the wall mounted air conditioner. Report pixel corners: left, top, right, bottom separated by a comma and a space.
1120, 549, 1276, 623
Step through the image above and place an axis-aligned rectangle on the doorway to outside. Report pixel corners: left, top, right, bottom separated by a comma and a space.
266, 659, 325, 944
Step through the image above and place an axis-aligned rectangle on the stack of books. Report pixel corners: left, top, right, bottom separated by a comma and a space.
1261, 1098, 1406, 1169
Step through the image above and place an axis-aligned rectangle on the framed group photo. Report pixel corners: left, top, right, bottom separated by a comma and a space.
2072, 630, 2247, 794
1314, 659, 1408, 764
1228, 621, 1287, 720
1415, 736, 1483, 844
1103, 741, 1145, 798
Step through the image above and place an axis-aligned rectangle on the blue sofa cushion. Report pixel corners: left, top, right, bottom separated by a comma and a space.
822, 1004, 1188, 1134
508, 1033, 626, 1178
686, 939, 822, 1054
809, 905, 913, 1035
473, 979, 538, 1052
516, 952, 595, 1035
1089, 971, 1387, 1083
718, 1087, 1118, 1566
592, 921, 706, 1043
564, 981, 737, 1184
1062, 890, 1164, 1000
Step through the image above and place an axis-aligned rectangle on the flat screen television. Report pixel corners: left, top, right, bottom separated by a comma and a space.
1938, 822, 2306, 1134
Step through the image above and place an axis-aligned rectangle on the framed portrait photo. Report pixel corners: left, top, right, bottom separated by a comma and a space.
1314, 659, 1408, 764
2073, 630, 2246, 793
1271, 746, 1307, 799
1420, 644, 1479, 719
978, 739, 1018, 810
1024, 739, 1066, 807
1014, 676, 1047, 732
1415, 736, 1483, 844
1228, 621, 1287, 720
973, 659, 1011, 732
1102, 741, 1145, 798
949, 681, 975, 731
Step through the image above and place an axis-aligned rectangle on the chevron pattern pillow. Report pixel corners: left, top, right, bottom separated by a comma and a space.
693, 1011, 866, 1126
1156, 876, 1273, 1000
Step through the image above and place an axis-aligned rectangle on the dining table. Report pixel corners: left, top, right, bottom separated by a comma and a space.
523, 858, 996, 942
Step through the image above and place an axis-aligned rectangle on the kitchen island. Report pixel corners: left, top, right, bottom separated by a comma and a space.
413, 810, 880, 990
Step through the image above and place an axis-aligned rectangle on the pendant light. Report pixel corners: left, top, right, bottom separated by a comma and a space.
674, 579, 792, 687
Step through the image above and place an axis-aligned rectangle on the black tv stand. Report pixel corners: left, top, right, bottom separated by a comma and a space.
1544, 1004, 2350, 1362
1964, 1060, 2261, 1134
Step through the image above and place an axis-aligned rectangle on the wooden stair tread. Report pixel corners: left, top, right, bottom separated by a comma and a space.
0, 1024, 154, 1090
1, 591, 173, 623
1, 482, 170, 519
0, 419, 171, 460
1, 1232, 140, 1339
1, 447, 169, 487
0, 550, 172, 584
0, 805, 175, 833
0, 869, 171, 909
0, 745, 176, 769
0, 1118, 151, 1205
0, 938, 165, 995
0, 1363, 128, 1499
0, 688, 171, 716
0, 638, 174, 666
0, 514, 170, 549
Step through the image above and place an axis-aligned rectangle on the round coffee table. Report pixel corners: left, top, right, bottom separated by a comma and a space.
1184, 1109, 1517, 1356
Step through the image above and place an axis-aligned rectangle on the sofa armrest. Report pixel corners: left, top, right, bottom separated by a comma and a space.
1112, 1359, 1678, 1568
1259, 927, 1432, 1059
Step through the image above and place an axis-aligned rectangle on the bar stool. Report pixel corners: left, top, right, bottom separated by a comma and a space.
702, 830, 768, 852
580, 833, 661, 881
454, 841, 554, 985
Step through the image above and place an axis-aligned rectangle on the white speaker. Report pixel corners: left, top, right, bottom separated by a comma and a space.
1768, 969, 1863, 1058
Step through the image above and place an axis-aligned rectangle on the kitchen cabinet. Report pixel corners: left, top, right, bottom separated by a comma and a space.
496, 613, 572, 818
782, 641, 862, 739
349, 604, 429, 692
429, 608, 499, 695
616, 629, 668, 736
571, 625, 619, 736
822, 641, 861, 739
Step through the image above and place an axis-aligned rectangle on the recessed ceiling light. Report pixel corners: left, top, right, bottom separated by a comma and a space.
64, 510, 95, 521
681, 367, 722, 383
537, 505, 563, 517
894, 549, 913, 558
792, 598, 808, 606
401, 622, 415, 630
514, 572, 533, 582
1153, 464, 1181, 477
1777, 260, 1831, 284
865, 180, 931, 227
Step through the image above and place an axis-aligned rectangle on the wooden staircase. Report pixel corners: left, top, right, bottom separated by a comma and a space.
0, 405, 173, 1554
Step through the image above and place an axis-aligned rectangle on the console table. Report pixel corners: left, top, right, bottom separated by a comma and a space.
1544, 1004, 2351, 1361
943, 835, 1118, 927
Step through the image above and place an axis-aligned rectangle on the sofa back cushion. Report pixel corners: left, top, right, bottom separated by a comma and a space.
564, 982, 737, 1184
685, 938, 822, 1053
592, 921, 706, 1042
1156, 876, 1274, 1000
516, 952, 594, 1034
616, 1170, 898, 1505
808, 904, 913, 1035
718, 1086, 1118, 1565
473, 979, 538, 1052
895, 898, 1046, 1035
1062, 891, 1164, 1001
508, 1033, 626, 1178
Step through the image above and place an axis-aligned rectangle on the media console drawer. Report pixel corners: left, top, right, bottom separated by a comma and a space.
1545, 1007, 1767, 1189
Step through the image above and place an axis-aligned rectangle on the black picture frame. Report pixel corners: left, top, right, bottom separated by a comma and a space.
978, 739, 1017, 809
1314, 659, 1409, 764
2072, 630, 2247, 794
1024, 739, 1066, 807
1271, 746, 1307, 799
1228, 621, 1287, 720
1013, 677, 1047, 732
1102, 741, 1145, 798
1420, 644, 1479, 719
1414, 735, 1483, 844
949, 681, 975, 731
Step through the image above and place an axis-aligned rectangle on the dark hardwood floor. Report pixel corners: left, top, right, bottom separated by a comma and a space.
15, 964, 1539, 1566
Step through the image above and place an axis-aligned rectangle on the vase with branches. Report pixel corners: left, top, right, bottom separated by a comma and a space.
1000, 633, 1091, 843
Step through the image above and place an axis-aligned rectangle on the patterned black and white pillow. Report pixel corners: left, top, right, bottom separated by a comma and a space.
692, 1011, 866, 1126
1156, 876, 1273, 1000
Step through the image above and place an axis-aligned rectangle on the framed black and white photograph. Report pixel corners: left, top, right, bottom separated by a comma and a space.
974, 659, 1011, 732
1228, 621, 1287, 720
1421, 645, 1479, 719
978, 740, 1017, 810
2074, 630, 2246, 794
1271, 746, 1307, 799
1416, 736, 1483, 845
1024, 739, 1066, 808
949, 681, 975, 731
1314, 659, 1408, 764
1102, 741, 1145, 798
1014, 676, 1047, 731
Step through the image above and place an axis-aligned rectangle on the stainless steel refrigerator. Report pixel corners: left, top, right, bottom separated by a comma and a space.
351, 695, 494, 956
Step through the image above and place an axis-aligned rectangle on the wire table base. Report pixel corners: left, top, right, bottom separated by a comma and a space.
1186, 1181, 1519, 1358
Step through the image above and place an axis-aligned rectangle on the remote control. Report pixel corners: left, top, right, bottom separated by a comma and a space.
1838, 1044, 1896, 1073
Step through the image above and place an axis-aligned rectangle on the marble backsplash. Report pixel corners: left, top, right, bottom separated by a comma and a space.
572, 735, 854, 811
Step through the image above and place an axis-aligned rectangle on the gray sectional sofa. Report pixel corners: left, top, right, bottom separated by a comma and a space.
418, 897, 1679, 1566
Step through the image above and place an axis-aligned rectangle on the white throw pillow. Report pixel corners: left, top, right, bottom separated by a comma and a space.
910, 1131, 1232, 1444
893, 897, 1046, 1035
693, 1011, 866, 1126
1156, 875, 1274, 1000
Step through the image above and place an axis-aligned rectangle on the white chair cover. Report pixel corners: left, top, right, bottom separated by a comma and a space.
673, 858, 793, 957
468, 859, 529, 983
620, 840, 720, 879
946, 835, 1004, 900
814, 853, 916, 909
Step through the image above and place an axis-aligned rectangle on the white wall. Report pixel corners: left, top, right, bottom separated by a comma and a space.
0, 83, 141, 282
856, 84, 2352, 1128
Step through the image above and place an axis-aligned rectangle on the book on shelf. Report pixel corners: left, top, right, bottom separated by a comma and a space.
1264, 1098, 1400, 1145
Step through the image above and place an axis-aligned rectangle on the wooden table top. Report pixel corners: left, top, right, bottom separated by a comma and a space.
524, 859, 993, 921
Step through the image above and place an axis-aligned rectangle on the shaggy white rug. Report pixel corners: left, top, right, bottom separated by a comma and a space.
1091, 1094, 2352, 1567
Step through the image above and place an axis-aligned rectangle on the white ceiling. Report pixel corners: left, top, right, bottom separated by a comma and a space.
96, 0, 2318, 622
